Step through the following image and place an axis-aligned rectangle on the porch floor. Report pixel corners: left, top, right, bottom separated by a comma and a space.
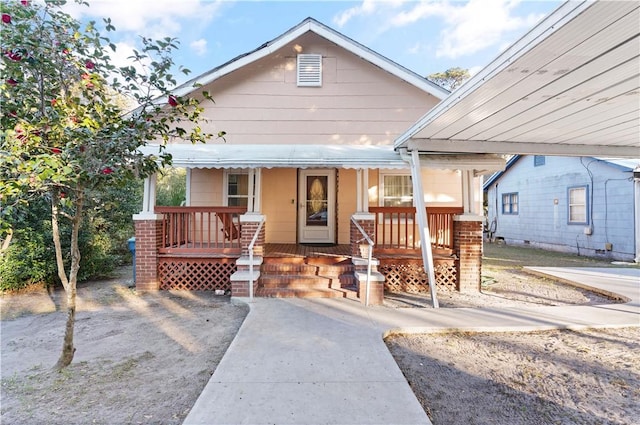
263, 243, 424, 260
264, 243, 352, 259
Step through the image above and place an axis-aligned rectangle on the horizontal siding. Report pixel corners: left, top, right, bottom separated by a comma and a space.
189, 32, 438, 147
486, 156, 635, 260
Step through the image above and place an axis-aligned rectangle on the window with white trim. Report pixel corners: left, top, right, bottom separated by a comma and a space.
380, 173, 413, 207
501, 192, 518, 215
297, 54, 322, 87
224, 171, 249, 207
568, 186, 588, 224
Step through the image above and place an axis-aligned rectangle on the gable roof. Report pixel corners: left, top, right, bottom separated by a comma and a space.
396, 1, 640, 158
482, 155, 640, 190
172, 17, 449, 100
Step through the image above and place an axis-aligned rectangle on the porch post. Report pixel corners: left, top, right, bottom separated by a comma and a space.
253, 168, 262, 213
461, 170, 474, 214
455, 167, 483, 292
141, 173, 157, 214
410, 150, 439, 308
247, 169, 255, 213
454, 215, 483, 293
133, 173, 162, 291
362, 168, 369, 213
356, 169, 363, 213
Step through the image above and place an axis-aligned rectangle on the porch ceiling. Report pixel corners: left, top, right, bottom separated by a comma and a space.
395, 1, 640, 158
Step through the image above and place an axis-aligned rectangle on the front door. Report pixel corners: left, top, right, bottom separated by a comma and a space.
298, 169, 336, 244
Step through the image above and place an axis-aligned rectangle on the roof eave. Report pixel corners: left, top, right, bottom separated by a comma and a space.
394, 0, 595, 150
172, 18, 448, 99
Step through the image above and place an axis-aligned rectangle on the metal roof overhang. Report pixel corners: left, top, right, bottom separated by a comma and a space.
140, 143, 505, 173
395, 1, 640, 158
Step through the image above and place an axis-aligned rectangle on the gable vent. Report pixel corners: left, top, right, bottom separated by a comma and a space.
297, 54, 322, 87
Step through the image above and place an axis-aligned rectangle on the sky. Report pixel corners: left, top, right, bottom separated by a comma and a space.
66, 0, 563, 87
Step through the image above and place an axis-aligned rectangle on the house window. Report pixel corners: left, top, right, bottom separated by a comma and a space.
501, 193, 518, 215
297, 54, 322, 87
568, 186, 588, 224
381, 174, 413, 207
534, 155, 545, 166
225, 171, 249, 207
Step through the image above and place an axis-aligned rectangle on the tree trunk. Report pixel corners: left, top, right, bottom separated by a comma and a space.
55, 288, 76, 369
52, 189, 84, 369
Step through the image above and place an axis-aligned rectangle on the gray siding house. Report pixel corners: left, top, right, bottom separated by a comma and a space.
484, 155, 640, 262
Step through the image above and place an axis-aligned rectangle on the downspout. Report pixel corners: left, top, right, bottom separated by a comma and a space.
407, 150, 439, 308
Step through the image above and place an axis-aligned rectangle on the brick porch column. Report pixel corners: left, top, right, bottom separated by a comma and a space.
133, 213, 163, 291
232, 213, 265, 298
350, 213, 375, 257
453, 214, 483, 293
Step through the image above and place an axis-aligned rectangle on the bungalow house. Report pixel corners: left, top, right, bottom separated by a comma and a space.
133, 17, 505, 305
134, 1, 639, 305
483, 155, 640, 262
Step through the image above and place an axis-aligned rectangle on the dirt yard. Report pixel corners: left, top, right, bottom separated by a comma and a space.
1, 267, 248, 425
1, 244, 638, 424
386, 243, 640, 425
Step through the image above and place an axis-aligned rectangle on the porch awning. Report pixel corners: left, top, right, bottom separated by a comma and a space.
141, 143, 410, 169
140, 143, 506, 173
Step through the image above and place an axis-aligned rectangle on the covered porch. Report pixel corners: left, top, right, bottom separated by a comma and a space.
133, 143, 504, 305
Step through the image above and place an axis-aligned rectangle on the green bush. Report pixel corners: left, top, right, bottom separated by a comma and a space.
0, 179, 142, 291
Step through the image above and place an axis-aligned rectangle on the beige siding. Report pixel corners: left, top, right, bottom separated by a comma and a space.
182, 32, 439, 147
190, 169, 223, 206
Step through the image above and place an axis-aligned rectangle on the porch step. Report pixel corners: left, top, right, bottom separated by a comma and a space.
255, 287, 344, 298
257, 257, 357, 299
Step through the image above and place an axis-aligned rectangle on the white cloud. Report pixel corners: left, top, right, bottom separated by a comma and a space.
434, 0, 545, 59
366, 0, 546, 60
333, 0, 405, 27
190, 38, 208, 56
64, 0, 223, 39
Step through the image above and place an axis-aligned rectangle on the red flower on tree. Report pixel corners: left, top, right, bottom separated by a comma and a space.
168, 95, 178, 107
2, 14, 11, 24
101, 167, 114, 175
7, 78, 18, 86
85, 60, 95, 70
5, 51, 22, 61
21, 0, 29, 6
52, 148, 62, 154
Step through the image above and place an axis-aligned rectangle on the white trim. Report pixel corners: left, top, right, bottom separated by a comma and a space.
185, 168, 192, 206
405, 139, 640, 159
453, 214, 484, 222
133, 213, 163, 221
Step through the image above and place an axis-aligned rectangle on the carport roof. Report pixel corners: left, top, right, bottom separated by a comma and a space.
395, 1, 640, 158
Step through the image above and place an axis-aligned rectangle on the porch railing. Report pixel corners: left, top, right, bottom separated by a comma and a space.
155, 206, 247, 254
369, 206, 463, 252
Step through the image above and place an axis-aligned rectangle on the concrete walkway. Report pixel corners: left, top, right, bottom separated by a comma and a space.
183, 268, 639, 425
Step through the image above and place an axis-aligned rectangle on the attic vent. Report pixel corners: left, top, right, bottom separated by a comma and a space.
297, 54, 322, 87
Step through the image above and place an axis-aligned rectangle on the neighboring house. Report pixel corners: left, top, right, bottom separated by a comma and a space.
133, 18, 504, 303
484, 155, 640, 262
